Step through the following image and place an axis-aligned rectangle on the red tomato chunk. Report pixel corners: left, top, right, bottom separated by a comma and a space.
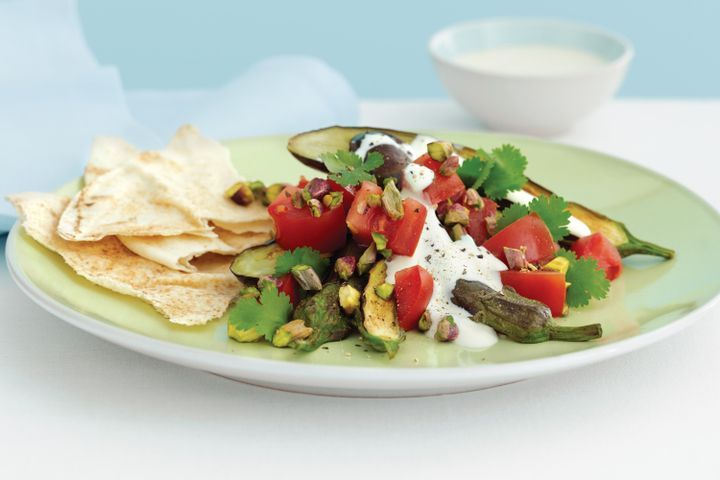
394, 265, 434, 330
483, 213, 557, 266
500, 270, 566, 317
571, 232, 623, 281
268, 186, 347, 253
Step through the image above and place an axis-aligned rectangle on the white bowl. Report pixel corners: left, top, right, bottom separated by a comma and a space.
429, 18, 633, 135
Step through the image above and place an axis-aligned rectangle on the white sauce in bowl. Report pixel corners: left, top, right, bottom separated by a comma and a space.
454, 45, 607, 76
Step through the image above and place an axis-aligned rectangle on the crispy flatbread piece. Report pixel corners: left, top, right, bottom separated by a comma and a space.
58, 125, 271, 241
10, 192, 241, 325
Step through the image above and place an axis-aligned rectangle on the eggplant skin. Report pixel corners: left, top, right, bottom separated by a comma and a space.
287, 125, 674, 259
452, 279, 602, 343
230, 243, 284, 279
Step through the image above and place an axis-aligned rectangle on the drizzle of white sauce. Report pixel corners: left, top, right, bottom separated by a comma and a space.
383, 166, 506, 349
353, 132, 404, 160
505, 189, 592, 238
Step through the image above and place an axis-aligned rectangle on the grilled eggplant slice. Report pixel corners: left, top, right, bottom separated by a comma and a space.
229, 243, 284, 279
356, 260, 404, 358
287, 126, 674, 259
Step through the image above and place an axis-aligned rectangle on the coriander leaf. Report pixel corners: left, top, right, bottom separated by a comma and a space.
495, 203, 530, 232
362, 151, 384, 171
320, 150, 363, 173
321, 150, 385, 187
229, 284, 292, 341
457, 149, 496, 190
556, 249, 610, 308
528, 194, 571, 241
275, 247, 330, 278
329, 169, 376, 187
483, 144, 528, 200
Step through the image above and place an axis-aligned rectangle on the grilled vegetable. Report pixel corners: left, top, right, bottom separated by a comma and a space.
230, 243, 285, 279
287, 126, 674, 259
291, 282, 352, 352
452, 279, 602, 343
356, 260, 405, 357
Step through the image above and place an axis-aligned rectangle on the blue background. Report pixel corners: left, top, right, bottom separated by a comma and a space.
78, 0, 718, 98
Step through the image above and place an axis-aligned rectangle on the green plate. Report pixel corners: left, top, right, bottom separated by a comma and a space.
8, 132, 720, 396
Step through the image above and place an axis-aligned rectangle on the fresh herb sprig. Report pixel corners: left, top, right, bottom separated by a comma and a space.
228, 284, 293, 341
275, 247, 330, 278
556, 249, 611, 308
456, 144, 527, 200
319, 150, 384, 187
495, 194, 571, 241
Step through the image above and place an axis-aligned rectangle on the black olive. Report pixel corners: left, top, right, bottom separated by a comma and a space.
366, 144, 411, 184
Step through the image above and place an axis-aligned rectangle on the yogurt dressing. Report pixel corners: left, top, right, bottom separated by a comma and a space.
384, 164, 506, 349
455, 45, 607, 76
505, 189, 592, 238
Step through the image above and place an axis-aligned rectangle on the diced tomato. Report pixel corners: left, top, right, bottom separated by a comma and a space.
297, 176, 309, 188
327, 180, 355, 213
346, 181, 384, 246
386, 198, 427, 256
500, 270, 566, 317
466, 198, 498, 246
346, 181, 427, 256
268, 186, 347, 253
415, 154, 466, 205
276, 273, 301, 307
483, 213, 557, 265
571, 232, 623, 281
394, 265, 434, 330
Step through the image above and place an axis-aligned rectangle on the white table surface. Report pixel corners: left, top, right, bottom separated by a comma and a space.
2, 99, 719, 479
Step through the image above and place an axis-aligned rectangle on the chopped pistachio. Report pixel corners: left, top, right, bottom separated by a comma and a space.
338, 284, 361, 315
374, 282, 394, 300
438, 155, 460, 176
357, 244, 377, 275
450, 223, 466, 241
263, 183, 286, 205
379, 248, 393, 259
418, 311, 432, 332
434, 315, 459, 342
485, 214, 498, 235
239, 286, 260, 299
307, 198, 323, 218
322, 191, 343, 209
504, 246, 529, 271
334, 256, 357, 280
443, 204, 470, 226
371, 232, 388, 251
382, 180, 404, 220
248, 180, 266, 198
464, 188, 483, 209
427, 141, 454, 162
291, 264, 323, 291
542, 256, 571, 275
272, 319, 313, 347
305, 178, 331, 199
228, 324, 263, 343
291, 190, 305, 209
257, 275, 279, 290
225, 181, 254, 206
367, 193, 382, 208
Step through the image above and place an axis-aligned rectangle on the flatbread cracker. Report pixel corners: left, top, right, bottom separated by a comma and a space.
58, 125, 271, 241
10, 192, 241, 325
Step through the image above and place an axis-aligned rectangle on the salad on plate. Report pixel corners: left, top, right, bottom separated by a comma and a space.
7, 125, 674, 360
226, 126, 674, 357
